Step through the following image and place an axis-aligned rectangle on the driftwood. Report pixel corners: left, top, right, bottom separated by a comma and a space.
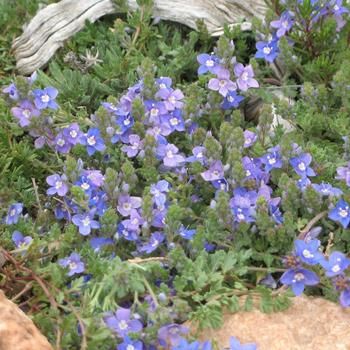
13, 0, 267, 75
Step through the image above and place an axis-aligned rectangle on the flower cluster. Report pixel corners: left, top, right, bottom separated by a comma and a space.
197, 51, 258, 110
255, 0, 349, 63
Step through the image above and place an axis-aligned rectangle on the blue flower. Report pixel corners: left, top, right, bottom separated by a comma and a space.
80, 128, 106, 156
117, 337, 143, 350
3, 83, 19, 100
178, 227, 196, 240
139, 232, 164, 254
290, 153, 316, 177
221, 91, 244, 110
172, 338, 201, 350
328, 199, 350, 228
261, 151, 283, 172
229, 336, 257, 350
294, 239, 324, 265
104, 308, 143, 337
12, 231, 32, 255
33, 87, 59, 110
58, 252, 85, 276
197, 53, 219, 75
90, 237, 114, 253
320, 251, 350, 277
312, 183, 343, 197
255, 39, 279, 62
280, 268, 319, 296
72, 211, 100, 236
6, 203, 23, 225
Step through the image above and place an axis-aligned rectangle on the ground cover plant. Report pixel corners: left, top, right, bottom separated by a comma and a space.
0, 0, 350, 349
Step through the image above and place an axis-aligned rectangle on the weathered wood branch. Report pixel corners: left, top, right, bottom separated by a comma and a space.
13, 0, 267, 75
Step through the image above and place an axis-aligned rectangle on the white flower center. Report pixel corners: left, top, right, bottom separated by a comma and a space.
282, 20, 289, 28
87, 136, 96, 146
126, 346, 135, 350
159, 83, 166, 89
227, 96, 234, 102
132, 218, 139, 225
150, 108, 159, 117
245, 138, 251, 145
82, 217, 90, 226
22, 109, 31, 118
219, 79, 227, 87
70, 130, 77, 138
81, 183, 90, 190
55, 181, 63, 189
339, 208, 348, 218
57, 138, 65, 147
197, 152, 203, 158
263, 47, 272, 54
294, 272, 305, 281
268, 157, 276, 165
166, 150, 174, 159
124, 119, 131, 126
123, 203, 131, 210
118, 320, 128, 330
237, 213, 245, 221
69, 262, 77, 270
206, 59, 214, 67
241, 72, 249, 81
334, 5, 339, 11
332, 264, 341, 273
246, 170, 251, 176
302, 249, 314, 259
170, 118, 178, 126
152, 239, 159, 247
10, 209, 16, 216
41, 94, 50, 103
168, 95, 176, 104
298, 162, 306, 171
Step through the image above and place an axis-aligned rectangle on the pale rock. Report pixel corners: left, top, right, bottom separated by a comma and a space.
194, 296, 350, 350
0, 290, 53, 350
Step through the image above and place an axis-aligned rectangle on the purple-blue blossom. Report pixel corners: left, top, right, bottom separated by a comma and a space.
280, 268, 319, 296
121, 134, 143, 157
117, 194, 142, 217
312, 183, 343, 196
12, 231, 32, 252
33, 87, 59, 110
139, 232, 164, 254
255, 39, 279, 63
229, 336, 257, 350
335, 161, 350, 186
3, 83, 19, 100
328, 199, 350, 228
11, 100, 40, 127
80, 128, 106, 156
234, 64, 259, 92
156, 143, 185, 168
117, 337, 143, 350
320, 251, 350, 277
104, 307, 143, 337
261, 151, 283, 172
294, 239, 324, 265
290, 153, 316, 177
156, 88, 184, 111
201, 160, 224, 181
221, 91, 244, 109
58, 252, 85, 276
158, 324, 189, 347
6, 203, 23, 225
208, 67, 237, 97
72, 211, 100, 235
46, 174, 68, 196
270, 11, 294, 38
197, 53, 219, 75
